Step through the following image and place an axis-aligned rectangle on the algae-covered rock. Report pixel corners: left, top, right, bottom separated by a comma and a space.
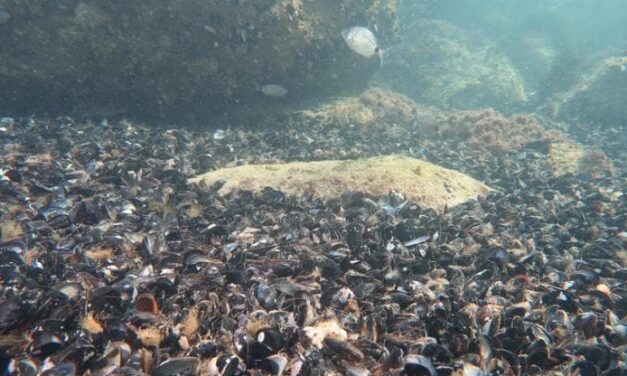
552, 56, 627, 126
188, 154, 492, 210
0, 0, 399, 123
547, 142, 613, 178
373, 19, 528, 112
297, 87, 441, 130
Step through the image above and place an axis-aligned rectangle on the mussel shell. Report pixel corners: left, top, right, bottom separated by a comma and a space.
569, 360, 600, 376
323, 338, 364, 362
249, 328, 283, 359
0, 297, 30, 333
251, 355, 287, 376
422, 343, 454, 363
189, 341, 220, 359
403, 354, 437, 376
14, 358, 38, 376
254, 283, 278, 310
34, 332, 64, 358
152, 356, 199, 376
572, 344, 620, 371
39, 361, 77, 376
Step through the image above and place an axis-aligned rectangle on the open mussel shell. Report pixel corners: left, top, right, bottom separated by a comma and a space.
39, 361, 77, 376
135, 293, 159, 315
208, 353, 247, 375
152, 356, 199, 376
403, 354, 437, 376
11, 359, 37, 376
32, 332, 65, 359
251, 354, 287, 376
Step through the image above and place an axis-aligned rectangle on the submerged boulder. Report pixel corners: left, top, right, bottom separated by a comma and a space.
188, 154, 492, 210
297, 87, 442, 130
0, 0, 399, 123
374, 19, 528, 112
551, 56, 627, 127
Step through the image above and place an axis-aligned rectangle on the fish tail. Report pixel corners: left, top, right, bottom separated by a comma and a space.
377, 48, 386, 68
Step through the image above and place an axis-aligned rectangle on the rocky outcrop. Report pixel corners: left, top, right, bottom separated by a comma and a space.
0, 0, 398, 123
373, 20, 528, 112
550, 56, 627, 127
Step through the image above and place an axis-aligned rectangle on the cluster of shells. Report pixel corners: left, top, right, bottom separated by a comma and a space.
0, 115, 624, 375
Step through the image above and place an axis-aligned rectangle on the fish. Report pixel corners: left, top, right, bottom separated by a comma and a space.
404, 235, 430, 247
341, 26, 384, 65
261, 84, 288, 97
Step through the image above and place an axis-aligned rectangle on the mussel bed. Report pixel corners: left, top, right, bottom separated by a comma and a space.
0, 115, 625, 375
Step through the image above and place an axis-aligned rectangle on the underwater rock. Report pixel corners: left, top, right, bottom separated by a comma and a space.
373, 19, 528, 112
188, 154, 492, 211
298, 87, 440, 130
550, 55, 627, 127
0, 0, 399, 123
546, 142, 613, 178
292, 90, 612, 178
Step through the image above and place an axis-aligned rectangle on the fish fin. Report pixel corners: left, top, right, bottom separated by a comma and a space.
376, 47, 393, 68
377, 48, 385, 68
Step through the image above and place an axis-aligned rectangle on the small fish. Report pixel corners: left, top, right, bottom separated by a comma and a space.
404, 235, 430, 247
342, 26, 385, 65
261, 84, 288, 97
342, 26, 379, 58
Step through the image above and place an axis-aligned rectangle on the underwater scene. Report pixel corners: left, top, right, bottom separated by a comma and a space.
0, 0, 625, 375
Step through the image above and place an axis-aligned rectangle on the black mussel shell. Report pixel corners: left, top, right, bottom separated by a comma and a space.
39, 361, 76, 376
152, 356, 199, 376
569, 360, 600, 376
0, 263, 20, 283
189, 341, 220, 359
249, 328, 284, 359
572, 344, 620, 371
403, 354, 437, 376
33, 332, 64, 359
103, 318, 131, 342
251, 355, 287, 376
254, 283, 278, 310
422, 343, 454, 363
0, 296, 30, 333
346, 222, 364, 250
14, 358, 38, 376
74, 199, 106, 225
260, 187, 285, 206
603, 367, 627, 376
323, 338, 364, 362
215, 353, 247, 376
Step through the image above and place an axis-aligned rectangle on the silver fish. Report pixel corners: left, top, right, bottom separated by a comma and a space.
404, 235, 430, 247
341, 26, 380, 59
261, 84, 288, 97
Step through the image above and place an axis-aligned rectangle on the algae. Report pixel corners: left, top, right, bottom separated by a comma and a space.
188, 155, 492, 211
373, 19, 528, 112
